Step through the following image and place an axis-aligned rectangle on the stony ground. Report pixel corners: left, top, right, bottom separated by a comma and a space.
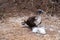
0, 12, 60, 40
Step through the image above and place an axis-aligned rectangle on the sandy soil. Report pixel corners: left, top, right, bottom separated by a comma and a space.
0, 12, 60, 40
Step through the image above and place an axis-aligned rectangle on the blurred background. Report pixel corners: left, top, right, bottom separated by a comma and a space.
0, 0, 60, 19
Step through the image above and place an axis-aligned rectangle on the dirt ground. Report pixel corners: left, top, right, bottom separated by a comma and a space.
0, 11, 60, 40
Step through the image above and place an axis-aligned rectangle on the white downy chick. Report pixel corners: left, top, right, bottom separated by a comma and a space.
32, 27, 46, 34
38, 27, 46, 34
32, 27, 39, 33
